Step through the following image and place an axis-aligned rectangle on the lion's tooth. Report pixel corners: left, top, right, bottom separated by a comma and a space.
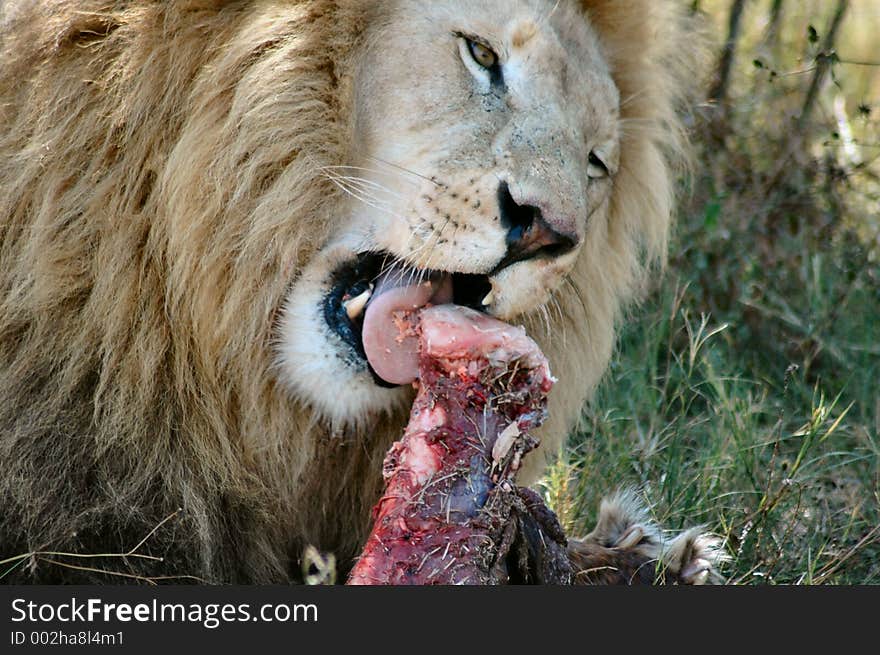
481, 289, 495, 306
343, 287, 372, 320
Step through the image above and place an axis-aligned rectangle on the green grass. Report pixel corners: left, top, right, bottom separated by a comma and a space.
545, 231, 880, 584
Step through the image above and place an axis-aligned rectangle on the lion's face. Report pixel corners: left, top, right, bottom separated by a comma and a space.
279, 0, 620, 426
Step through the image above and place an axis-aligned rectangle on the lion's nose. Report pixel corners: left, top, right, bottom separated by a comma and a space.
495, 181, 577, 270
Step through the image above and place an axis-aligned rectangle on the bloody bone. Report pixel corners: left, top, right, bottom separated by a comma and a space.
348, 305, 571, 585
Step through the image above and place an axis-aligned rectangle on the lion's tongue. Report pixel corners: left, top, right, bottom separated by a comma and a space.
361, 268, 455, 386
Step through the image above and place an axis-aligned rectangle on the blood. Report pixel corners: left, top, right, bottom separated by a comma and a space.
348, 305, 571, 585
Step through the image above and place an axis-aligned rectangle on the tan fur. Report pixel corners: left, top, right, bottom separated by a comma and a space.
0, 1, 699, 583
569, 490, 728, 585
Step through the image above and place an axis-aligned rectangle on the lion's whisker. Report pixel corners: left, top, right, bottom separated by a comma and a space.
321, 164, 418, 187
321, 174, 419, 238
322, 172, 391, 201
538, 0, 562, 26
563, 277, 590, 324
416, 215, 454, 272
324, 177, 390, 213
321, 170, 387, 203
549, 293, 568, 350
388, 211, 454, 274
319, 169, 407, 199
322, 166, 450, 278
620, 87, 651, 109
539, 304, 553, 345
365, 155, 442, 187
338, 178, 404, 204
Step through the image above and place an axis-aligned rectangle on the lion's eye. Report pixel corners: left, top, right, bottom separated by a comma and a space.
588, 151, 610, 179
467, 39, 498, 70
457, 35, 504, 89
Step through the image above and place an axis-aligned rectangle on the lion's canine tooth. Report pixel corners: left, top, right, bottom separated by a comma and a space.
343, 287, 372, 320
481, 290, 495, 306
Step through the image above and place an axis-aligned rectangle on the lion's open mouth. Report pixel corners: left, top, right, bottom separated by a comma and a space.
324, 253, 494, 387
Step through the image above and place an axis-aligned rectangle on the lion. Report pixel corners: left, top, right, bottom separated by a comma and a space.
0, 0, 723, 584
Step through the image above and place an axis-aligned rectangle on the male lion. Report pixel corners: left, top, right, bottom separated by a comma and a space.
0, 0, 722, 584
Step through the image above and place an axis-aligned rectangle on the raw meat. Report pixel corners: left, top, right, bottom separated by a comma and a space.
348, 305, 571, 585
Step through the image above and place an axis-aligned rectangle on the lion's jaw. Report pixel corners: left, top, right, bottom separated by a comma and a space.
278, 0, 620, 427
